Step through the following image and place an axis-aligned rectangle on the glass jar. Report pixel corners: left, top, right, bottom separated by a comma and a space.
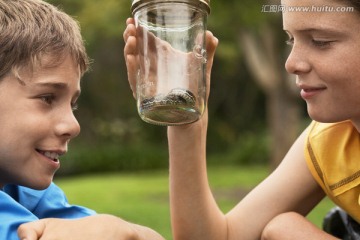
131, 0, 210, 126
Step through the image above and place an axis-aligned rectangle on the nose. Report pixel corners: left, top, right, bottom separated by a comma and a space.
285, 44, 311, 75
54, 109, 81, 140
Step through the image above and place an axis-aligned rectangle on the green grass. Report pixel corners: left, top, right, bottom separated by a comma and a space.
55, 166, 334, 239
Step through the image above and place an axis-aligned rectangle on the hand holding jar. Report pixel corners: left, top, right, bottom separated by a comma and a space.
131, 0, 210, 126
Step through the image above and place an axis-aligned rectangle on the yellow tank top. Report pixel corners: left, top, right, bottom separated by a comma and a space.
305, 120, 360, 222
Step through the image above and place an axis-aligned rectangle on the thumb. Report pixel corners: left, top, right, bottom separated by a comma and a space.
17, 220, 47, 240
205, 30, 218, 101
205, 30, 218, 77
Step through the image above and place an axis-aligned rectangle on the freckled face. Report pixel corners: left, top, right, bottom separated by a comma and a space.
282, 0, 360, 130
0, 54, 81, 189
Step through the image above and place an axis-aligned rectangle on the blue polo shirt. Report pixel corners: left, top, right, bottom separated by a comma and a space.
0, 183, 96, 240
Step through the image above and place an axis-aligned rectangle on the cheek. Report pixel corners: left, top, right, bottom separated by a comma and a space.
0, 118, 27, 148
318, 53, 360, 88
344, 79, 360, 106
0, 121, 24, 163
339, 47, 360, 82
0, 109, 48, 146
325, 75, 360, 117
333, 63, 360, 94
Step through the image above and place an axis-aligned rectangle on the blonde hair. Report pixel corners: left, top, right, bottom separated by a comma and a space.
0, 0, 90, 80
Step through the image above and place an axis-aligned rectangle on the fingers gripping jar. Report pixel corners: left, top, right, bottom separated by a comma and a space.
131, 0, 210, 126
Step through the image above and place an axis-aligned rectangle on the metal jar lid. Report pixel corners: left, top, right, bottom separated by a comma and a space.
131, 0, 210, 15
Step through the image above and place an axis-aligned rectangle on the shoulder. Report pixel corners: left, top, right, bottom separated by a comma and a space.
305, 120, 360, 195
3, 183, 66, 211
3, 182, 96, 218
0, 185, 39, 239
306, 120, 359, 161
307, 120, 356, 141
306, 120, 359, 164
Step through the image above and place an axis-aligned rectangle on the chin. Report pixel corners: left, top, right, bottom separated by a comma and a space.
309, 112, 346, 124
32, 184, 52, 190
26, 177, 53, 190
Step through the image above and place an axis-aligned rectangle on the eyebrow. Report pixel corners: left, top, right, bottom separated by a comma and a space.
34, 81, 81, 98
36, 81, 68, 88
284, 27, 344, 35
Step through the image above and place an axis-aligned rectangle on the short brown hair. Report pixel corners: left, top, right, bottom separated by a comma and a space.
0, 0, 90, 80
346, 0, 360, 11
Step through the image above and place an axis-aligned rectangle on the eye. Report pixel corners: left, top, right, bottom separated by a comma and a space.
40, 94, 55, 105
71, 102, 79, 111
311, 39, 332, 48
285, 37, 294, 46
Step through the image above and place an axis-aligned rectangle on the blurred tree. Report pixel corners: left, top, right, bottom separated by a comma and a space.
48, 0, 149, 141
46, 0, 307, 173
209, 0, 305, 168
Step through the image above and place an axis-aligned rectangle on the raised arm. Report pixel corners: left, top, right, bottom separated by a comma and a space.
168, 123, 326, 240
124, 17, 326, 240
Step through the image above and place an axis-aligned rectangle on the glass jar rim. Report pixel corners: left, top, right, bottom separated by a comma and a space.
131, 0, 210, 14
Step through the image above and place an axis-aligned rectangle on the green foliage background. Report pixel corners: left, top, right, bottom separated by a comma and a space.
56, 166, 335, 239
44, 0, 306, 175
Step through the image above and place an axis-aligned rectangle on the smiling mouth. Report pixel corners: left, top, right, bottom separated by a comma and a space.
299, 87, 326, 100
303, 87, 325, 92
37, 150, 60, 162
